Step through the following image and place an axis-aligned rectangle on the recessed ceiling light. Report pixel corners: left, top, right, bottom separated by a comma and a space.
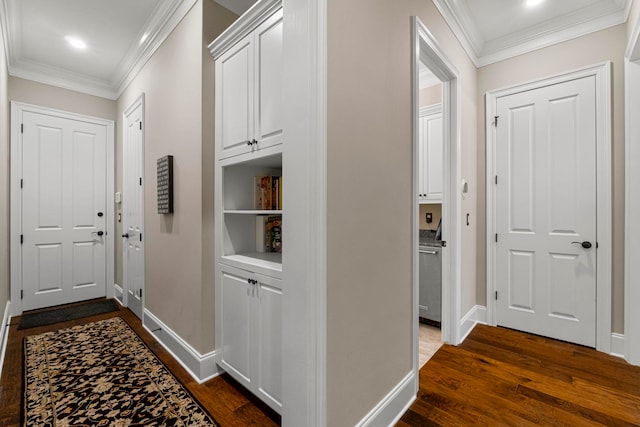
65, 36, 87, 50
526, 0, 544, 7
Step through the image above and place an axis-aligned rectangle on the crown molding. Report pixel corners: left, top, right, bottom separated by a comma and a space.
10, 59, 118, 99
113, 0, 198, 97
0, 0, 199, 100
432, 0, 632, 68
208, 0, 281, 59
431, 0, 481, 66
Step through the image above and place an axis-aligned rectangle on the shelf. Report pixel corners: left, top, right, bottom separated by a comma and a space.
224, 210, 283, 215
221, 252, 282, 279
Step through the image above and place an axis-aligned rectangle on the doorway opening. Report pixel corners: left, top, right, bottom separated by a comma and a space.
412, 17, 462, 375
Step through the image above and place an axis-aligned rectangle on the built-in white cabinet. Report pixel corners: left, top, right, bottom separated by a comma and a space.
210, 0, 283, 415
215, 8, 283, 161
418, 106, 443, 203
219, 265, 282, 412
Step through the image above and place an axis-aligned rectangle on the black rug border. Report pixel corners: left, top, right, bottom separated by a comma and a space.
17, 299, 120, 330
23, 316, 221, 427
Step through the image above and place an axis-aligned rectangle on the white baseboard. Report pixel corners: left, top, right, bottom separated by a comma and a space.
143, 309, 220, 384
113, 284, 124, 305
459, 305, 487, 343
611, 333, 625, 358
355, 371, 416, 427
0, 301, 11, 378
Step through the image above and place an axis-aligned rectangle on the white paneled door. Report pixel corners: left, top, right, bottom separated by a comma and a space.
21, 111, 107, 311
495, 76, 597, 347
123, 98, 144, 319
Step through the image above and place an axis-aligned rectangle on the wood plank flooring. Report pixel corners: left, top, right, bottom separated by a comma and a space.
0, 302, 280, 427
2, 302, 640, 426
399, 324, 640, 426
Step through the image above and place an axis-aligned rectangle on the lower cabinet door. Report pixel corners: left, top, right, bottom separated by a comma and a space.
220, 269, 252, 384
254, 279, 283, 410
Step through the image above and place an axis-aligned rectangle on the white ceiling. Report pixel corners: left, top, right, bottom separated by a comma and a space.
433, 0, 633, 66
0, 0, 633, 99
0, 0, 256, 99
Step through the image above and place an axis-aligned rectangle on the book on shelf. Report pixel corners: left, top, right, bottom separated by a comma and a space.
253, 175, 282, 210
255, 215, 282, 253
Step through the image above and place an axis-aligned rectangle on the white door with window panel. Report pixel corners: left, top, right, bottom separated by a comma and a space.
21, 111, 107, 311
494, 76, 597, 347
123, 99, 144, 319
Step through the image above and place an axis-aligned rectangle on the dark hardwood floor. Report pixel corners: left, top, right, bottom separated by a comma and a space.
399, 324, 640, 426
3, 302, 640, 426
0, 302, 280, 427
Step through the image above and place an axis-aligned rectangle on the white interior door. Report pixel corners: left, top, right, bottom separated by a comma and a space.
495, 76, 597, 347
123, 99, 144, 319
21, 111, 107, 311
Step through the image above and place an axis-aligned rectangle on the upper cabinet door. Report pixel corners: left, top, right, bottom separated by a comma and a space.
216, 34, 254, 160
424, 114, 443, 201
254, 9, 283, 149
215, 9, 283, 161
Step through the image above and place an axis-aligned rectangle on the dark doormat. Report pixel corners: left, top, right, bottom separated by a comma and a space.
18, 299, 120, 330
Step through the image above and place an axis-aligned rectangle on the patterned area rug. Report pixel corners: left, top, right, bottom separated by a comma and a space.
24, 317, 218, 426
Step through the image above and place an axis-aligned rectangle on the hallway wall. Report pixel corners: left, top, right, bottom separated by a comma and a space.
115, 0, 236, 354
326, 0, 478, 424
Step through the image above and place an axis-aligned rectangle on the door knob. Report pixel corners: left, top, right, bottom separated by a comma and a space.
571, 241, 592, 249
122, 233, 130, 238
97, 212, 104, 217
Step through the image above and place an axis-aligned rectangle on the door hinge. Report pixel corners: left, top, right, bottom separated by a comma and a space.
21, 290, 23, 300
21, 123, 23, 134
441, 240, 447, 248
20, 234, 23, 244
139, 233, 142, 242
139, 177, 142, 186
20, 179, 23, 189
495, 233, 498, 243
495, 175, 498, 185
495, 291, 498, 300
493, 116, 500, 127
139, 122, 142, 130
139, 289, 143, 298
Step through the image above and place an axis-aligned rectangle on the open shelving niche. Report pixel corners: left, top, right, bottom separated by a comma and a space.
220, 150, 282, 279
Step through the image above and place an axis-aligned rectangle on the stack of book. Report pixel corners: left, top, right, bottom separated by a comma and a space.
256, 215, 282, 253
254, 176, 282, 210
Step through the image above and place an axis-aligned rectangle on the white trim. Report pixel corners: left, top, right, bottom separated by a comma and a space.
610, 333, 625, 358
114, 0, 198, 98
624, 20, 640, 366
354, 372, 417, 427
113, 283, 124, 305
413, 17, 463, 354
459, 305, 487, 343
10, 102, 115, 316
0, 0, 199, 100
143, 309, 220, 383
208, 0, 281, 59
419, 104, 442, 117
281, 0, 327, 424
432, 0, 631, 68
0, 301, 11, 379
485, 62, 613, 353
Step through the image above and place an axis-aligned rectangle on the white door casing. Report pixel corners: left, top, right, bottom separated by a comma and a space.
10, 102, 115, 315
495, 76, 597, 347
625, 22, 640, 366
123, 95, 145, 320
486, 63, 612, 353
412, 16, 463, 392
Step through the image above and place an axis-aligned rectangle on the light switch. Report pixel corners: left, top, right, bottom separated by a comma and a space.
426, 213, 433, 223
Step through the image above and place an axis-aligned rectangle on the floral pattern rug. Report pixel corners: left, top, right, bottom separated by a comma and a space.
24, 317, 218, 426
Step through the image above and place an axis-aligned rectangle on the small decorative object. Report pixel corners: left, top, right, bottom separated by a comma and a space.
157, 155, 174, 214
